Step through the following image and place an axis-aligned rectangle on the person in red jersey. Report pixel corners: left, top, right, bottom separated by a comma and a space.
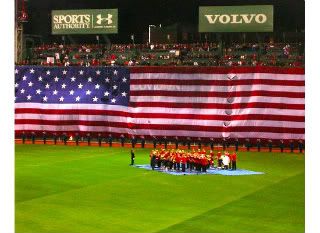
209, 150, 214, 168
231, 152, 237, 170
207, 156, 213, 168
201, 156, 208, 172
210, 150, 214, 159
176, 152, 181, 171
195, 156, 201, 172
181, 155, 187, 172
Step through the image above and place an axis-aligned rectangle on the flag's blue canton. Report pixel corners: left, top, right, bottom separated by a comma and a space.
14, 66, 130, 106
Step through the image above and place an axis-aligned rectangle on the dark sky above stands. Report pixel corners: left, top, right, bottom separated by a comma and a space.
22, 0, 305, 43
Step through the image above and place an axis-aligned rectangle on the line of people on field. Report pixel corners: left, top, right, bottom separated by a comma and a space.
149, 148, 237, 173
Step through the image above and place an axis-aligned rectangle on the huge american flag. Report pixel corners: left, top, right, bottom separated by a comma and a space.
15, 66, 305, 142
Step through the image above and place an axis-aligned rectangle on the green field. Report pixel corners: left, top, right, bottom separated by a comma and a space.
15, 144, 305, 233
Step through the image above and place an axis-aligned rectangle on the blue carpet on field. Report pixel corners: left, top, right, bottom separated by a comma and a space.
134, 164, 264, 176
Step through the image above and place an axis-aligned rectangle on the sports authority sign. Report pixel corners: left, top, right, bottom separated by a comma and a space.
52, 9, 118, 34
199, 5, 273, 32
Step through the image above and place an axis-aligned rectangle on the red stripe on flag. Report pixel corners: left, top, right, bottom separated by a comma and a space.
130, 90, 305, 98
15, 119, 305, 134
14, 108, 305, 122
129, 102, 305, 110
130, 79, 305, 86
15, 108, 130, 117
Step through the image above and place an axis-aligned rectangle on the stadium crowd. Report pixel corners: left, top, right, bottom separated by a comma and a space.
149, 148, 237, 172
18, 41, 304, 67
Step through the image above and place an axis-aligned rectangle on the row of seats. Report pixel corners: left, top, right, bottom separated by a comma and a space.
19, 42, 304, 67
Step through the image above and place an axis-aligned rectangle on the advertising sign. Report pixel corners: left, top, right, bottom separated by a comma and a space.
52, 9, 118, 34
199, 5, 273, 32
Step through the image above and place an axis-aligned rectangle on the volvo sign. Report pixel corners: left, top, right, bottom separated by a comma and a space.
199, 5, 273, 32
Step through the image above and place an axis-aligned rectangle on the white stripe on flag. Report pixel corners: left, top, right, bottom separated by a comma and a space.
130, 84, 305, 93
130, 96, 305, 104
131, 73, 305, 81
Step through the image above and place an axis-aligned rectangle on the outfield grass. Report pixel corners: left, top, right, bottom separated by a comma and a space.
15, 144, 305, 233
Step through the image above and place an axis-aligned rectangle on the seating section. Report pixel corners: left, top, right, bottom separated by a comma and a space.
20, 42, 304, 67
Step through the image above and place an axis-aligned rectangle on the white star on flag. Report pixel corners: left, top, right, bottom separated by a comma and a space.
36, 89, 42, 95
14, 96, 17, 101
96, 70, 101, 75
92, 96, 98, 102
15, 69, 18, 74
113, 85, 118, 90
95, 84, 100, 89
15, 83, 19, 88
28, 82, 33, 87
113, 70, 118, 75
122, 77, 127, 83
78, 83, 83, 89
105, 78, 110, 83
46, 70, 50, 75
61, 83, 66, 89
69, 90, 74, 95
121, 92, 127, 97
53, 90, 58, 95
43, 96, 48, 102
45, 83, 50, 89
79, 70, 84, 75
20, 89, 25, 94
30, 68, 35, 74
54, 76, 59, 82
38, 76, 43, 81
71, 77, 76, 82
88, 77, 92, 82
104, 91, 110, 96
111, 98, 116, 103
86, 90, 92, 95
75, 96, 81, 102
27, 95, 32, 100
22, 76, 27, 81
62, 70, 67, 75
59, 96, 64, 102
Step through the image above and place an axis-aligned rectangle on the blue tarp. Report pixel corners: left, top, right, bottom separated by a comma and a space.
134, 164, 264, 176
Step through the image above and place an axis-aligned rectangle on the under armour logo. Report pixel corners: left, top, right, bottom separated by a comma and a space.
96, 14, 113, 25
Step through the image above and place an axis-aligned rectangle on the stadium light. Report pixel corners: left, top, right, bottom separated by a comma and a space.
148, 25, 156, 44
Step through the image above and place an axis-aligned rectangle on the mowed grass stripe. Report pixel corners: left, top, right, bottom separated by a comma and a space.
15, 146, 128, 167
15, 145, 139, 202
15, 171, 303, 233
157, 172, 305, 233
15, 144, 304, 233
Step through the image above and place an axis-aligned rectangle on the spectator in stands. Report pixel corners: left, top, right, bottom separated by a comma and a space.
23, 42, 304, 67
